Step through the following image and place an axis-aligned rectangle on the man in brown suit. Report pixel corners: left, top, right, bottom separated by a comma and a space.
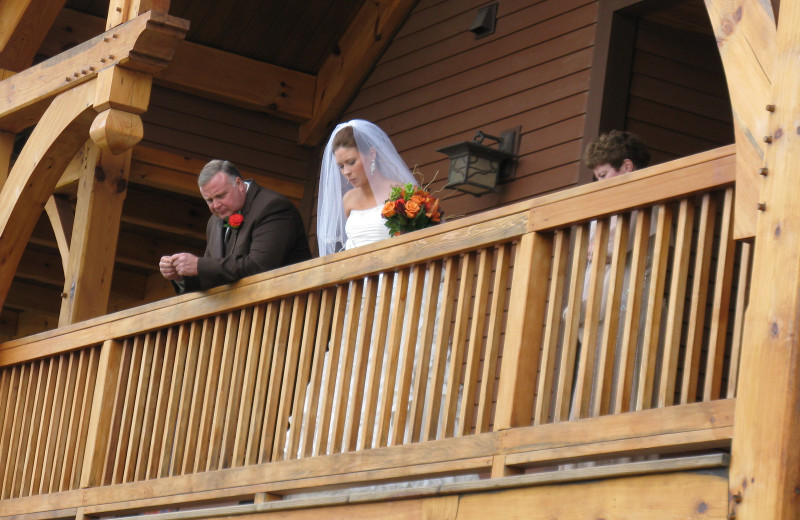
159, 159, 312, 293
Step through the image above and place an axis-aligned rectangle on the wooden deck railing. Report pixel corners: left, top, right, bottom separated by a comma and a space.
0, 145, 743, 517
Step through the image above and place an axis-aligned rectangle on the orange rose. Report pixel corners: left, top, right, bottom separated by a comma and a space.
405, 200, 421, 219
381, 201, 396, 218
410, 194, 426, 206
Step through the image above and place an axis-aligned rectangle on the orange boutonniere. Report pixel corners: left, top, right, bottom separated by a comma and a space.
224, 212, 244, 229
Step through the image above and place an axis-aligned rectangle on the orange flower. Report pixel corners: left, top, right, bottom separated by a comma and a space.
381, 201, 396, 218
409, 194, 426, 206
405, 200, 421, 219
425, 198, 439, 219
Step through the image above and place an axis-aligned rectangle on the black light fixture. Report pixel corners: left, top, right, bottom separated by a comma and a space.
437, 127, 519, 197
469, 3, 498, 39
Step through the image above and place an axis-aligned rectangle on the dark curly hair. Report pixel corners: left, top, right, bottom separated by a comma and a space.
583, 130, 650, 170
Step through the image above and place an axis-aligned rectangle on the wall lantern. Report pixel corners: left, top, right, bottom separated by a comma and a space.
437, 128, 519, 197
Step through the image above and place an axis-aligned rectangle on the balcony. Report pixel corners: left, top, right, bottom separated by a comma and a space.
0, 145, 742, 519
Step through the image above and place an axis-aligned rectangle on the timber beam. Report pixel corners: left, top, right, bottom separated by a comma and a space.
298, 0, 417, 145
0, 10, 189, 133
704, 0, 776, 239
0, 0, 67, 72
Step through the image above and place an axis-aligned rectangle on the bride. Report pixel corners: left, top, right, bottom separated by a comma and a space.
317, 119, 418, 255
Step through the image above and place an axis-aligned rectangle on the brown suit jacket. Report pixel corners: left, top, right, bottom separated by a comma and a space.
178, 181, 312, 292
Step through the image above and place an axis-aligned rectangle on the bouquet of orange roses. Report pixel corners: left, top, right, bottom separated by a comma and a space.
381, 182, 442, 236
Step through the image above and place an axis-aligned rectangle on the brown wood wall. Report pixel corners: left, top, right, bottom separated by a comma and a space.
142, 87, 314, 187
624, 18, 733, 165
317, 0, 598, 240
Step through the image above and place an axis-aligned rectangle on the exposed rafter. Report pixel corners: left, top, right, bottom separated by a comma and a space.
0, 10, 190, 133
0, 0, 67, 72
299, 0, 418, 145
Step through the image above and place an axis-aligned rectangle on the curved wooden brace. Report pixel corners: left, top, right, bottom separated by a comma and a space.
704, 0, 777, 238
0, 80, 98, 312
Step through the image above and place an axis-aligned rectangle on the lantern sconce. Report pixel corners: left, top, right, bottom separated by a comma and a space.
437, 127, 520, 197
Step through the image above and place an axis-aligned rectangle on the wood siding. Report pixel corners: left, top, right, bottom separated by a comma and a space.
331, 0, 597, 231
625, 17, 734, 165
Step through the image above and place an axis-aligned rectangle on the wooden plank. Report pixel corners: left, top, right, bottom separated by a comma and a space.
131, 333, 161, 481
0, 366, 14, 493
409, 261, 442, 441
327, 282, 361, 454
123, 333, 157, 482
258, 300, 291, 463
206, 313, 241, 470
219, 309, 255, 468
66, 348, 98, 490
79, 340, 123, 487
0, 11, 188, 133
727, 241, 752, 399
392, 266, 425, 445
272, 295, 307, 461
18, 359, 46, 497
613, 209, 651, 414
232, 305, 267, 467
703, 188, 735, 401
573, 219, 609, 419
421, 257, 457, 441
534, 230, 568, 425
635, 204, 672, 411
456, 470, 727, 520
681, 194, 716, 404
245, 305, 278, 464
299, 0, 418, 145
111, 336, 143, 484
476, 245, 510, 434
154, 40, 314, 122
143, 329, 173, 480
286, 293, 320, 459
39, 356, 68, 493
459, 249, 492, 436
0, 0, 67, 72
313, 287, 347, 456
554, 225, 588, 423
529, 147, 735, 231
494, 233, 552, 430
53, 352, 84, 490
377, 269, 409, 447
359, 275, 393, 450
592, 214, 630, 417
344, 279, 377, 452
161, 323, 195, 476
442, 255, 475, 438
658, 199, 694, 408
300, 291, 334, 458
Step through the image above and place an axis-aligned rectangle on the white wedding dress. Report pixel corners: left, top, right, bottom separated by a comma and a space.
344, 206, 389, 250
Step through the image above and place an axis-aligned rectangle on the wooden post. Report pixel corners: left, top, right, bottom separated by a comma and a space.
0, 130, 13, 191
728, 2, 800, 519
494, 231, 553, 430
704, 0, 776, 239
80, 339, 123, 488
59, 65, 152, 325
58, 148, 131, 325
106, 0, 171, 30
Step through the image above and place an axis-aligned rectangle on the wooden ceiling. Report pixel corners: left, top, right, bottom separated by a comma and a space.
64, 0, 364, 75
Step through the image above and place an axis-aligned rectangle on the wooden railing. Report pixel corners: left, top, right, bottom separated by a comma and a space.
0, 145, 743, 516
